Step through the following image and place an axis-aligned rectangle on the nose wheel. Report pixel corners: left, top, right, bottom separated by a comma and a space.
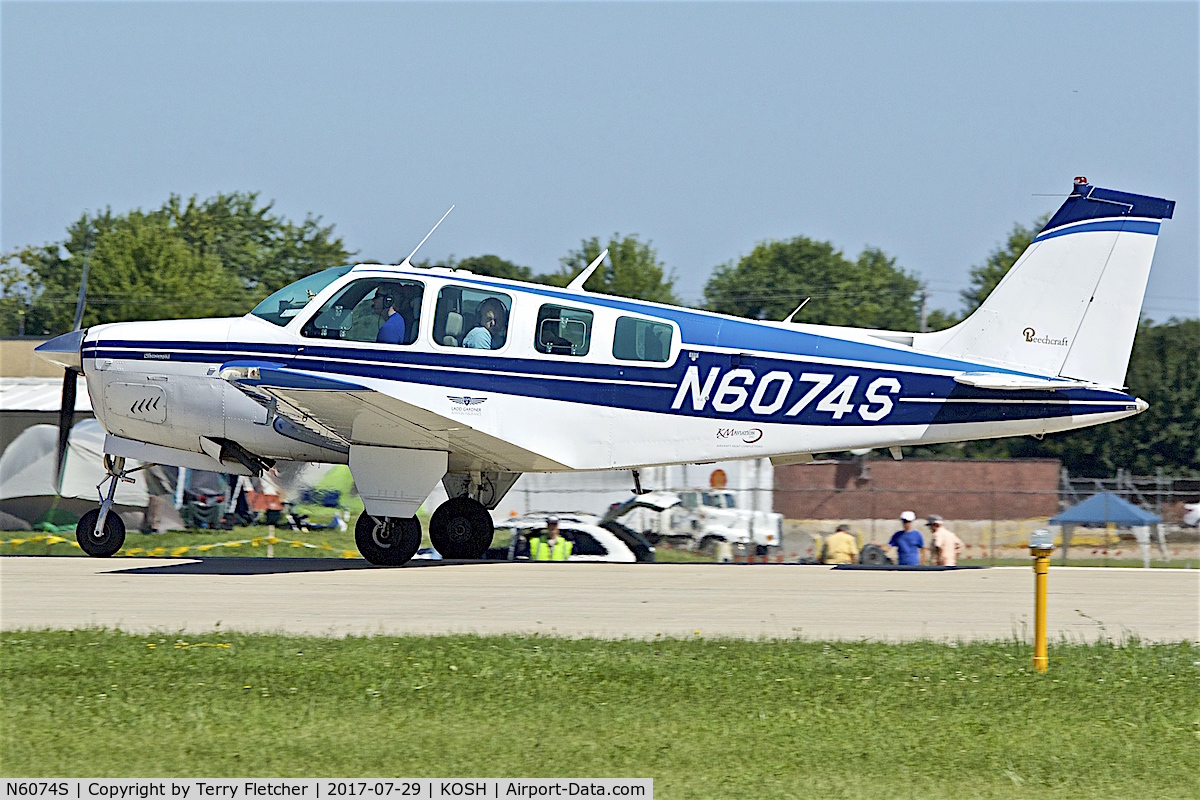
76, 454, 140, 557
429, 497, 494, 560
76, 507, 126, 557
355, 513, 422, 566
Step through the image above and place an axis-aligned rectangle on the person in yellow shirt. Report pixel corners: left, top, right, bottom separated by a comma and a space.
529, 517, 573, 561
820, 524, 860, 565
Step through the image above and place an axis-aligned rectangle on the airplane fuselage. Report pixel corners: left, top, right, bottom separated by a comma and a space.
76, 266, 1142, 477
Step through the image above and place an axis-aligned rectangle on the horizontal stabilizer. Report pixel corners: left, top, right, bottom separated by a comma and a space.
953, 372, 1091, 391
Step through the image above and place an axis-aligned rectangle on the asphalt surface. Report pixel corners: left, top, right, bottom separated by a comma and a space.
2, 556, 1197, 641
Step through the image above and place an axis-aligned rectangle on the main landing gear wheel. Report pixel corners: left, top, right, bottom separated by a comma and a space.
429, 497, 494, 560
355, 514, 422, 566
76, 508, 126, 558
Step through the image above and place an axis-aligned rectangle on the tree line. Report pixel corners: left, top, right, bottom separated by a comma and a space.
1, 193, 1194, 476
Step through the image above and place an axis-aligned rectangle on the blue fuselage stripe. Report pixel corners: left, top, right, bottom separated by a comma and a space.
84, 340, 1138, 428
380, 273, 1047, 375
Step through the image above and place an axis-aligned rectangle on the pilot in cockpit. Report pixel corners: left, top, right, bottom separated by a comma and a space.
346, 287, 391, 342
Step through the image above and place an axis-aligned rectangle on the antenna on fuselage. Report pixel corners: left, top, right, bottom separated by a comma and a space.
566, 248, 609, 291
398, 205, 454, 268
783, 297, 810, 323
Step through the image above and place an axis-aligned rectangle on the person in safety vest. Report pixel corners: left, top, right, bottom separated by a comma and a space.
529, 517, 572, 561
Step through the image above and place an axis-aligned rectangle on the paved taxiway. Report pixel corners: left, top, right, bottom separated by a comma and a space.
2, 556, 1196, 641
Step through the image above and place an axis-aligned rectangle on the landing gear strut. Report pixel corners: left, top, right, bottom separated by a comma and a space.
429, 497, 493, 560
76, 455, 140, 557
355, 513, 422, 566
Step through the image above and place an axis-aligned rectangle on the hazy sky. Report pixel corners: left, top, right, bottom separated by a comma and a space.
3, 1, 1197, 318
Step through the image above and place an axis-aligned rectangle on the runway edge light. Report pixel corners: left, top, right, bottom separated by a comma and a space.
1029, 528, 1055, 673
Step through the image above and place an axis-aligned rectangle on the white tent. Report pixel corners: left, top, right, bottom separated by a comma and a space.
0, 376, 92, 412
0, 420, 148, 507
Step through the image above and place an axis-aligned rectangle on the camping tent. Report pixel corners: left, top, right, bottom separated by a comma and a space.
1050, 491, 1164, 567
0, 420, 148, 526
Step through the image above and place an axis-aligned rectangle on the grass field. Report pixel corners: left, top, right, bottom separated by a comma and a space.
0, 528, 362, 558
0, 528, 721, 563
2, 631, 1196, 798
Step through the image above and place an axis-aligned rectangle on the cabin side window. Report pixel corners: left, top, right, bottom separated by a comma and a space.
535, 304, 593, 356
612, 316, 673, 363
300, 278, 424, 345
433, 285, 512, 351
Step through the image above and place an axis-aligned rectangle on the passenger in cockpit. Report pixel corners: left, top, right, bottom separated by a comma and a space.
463, 297, 507, 350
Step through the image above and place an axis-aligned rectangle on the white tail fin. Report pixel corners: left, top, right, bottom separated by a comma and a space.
925, 179, 1174, 388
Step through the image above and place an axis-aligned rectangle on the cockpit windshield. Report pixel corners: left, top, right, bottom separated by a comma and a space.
249, 266, 353, 326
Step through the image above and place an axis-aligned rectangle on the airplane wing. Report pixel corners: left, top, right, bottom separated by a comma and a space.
219, 361, 566, 473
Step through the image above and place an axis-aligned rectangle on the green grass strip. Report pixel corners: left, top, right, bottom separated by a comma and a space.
2, 631, 1197, 798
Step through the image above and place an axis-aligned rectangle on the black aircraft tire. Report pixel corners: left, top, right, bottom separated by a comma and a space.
355, 514, 422, 566
76, 509, 126, 558
859, 543, 890, 565
429, 497, 494, 560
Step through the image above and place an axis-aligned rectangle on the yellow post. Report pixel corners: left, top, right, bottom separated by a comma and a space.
1029, 527, 1054, 673
1032, 550, 1049, 672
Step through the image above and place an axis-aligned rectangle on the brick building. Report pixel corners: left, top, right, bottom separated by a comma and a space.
773, 458, 1061, 520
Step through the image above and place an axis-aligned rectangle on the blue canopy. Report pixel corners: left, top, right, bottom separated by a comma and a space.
1050, 492, 1161, 526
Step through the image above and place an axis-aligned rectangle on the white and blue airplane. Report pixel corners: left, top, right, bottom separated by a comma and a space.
37, 177, 1174, 565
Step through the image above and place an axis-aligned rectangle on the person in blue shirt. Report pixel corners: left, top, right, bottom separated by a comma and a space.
462, 297, 507, 350
888, 511, 925, 566
375, 290, 405, 345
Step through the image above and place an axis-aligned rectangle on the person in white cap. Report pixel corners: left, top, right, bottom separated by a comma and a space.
888, 511, 925, 566
926, 514, 964, 567
529, 516, 572, 561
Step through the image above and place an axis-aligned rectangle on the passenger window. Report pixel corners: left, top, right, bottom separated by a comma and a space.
301, 278, 424, 345
567, 531, 607, 557
613, 316, 673, 362
434, 286, 512, 350
535, 304, 593, 356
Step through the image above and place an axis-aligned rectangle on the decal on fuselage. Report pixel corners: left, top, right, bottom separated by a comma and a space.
671, 364, 901, 423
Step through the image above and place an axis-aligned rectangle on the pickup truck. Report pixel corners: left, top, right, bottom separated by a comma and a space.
624, 489, 782, 552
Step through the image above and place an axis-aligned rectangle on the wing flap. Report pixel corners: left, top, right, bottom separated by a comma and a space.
953, 372, 1093, 391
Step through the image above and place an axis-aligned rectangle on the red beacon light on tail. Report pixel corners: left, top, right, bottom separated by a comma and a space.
1074, 176, 1088, 185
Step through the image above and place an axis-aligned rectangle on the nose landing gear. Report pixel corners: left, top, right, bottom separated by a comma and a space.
76, 506, 126, 558
354, 513, 422, 566
76, 454, 142, 557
